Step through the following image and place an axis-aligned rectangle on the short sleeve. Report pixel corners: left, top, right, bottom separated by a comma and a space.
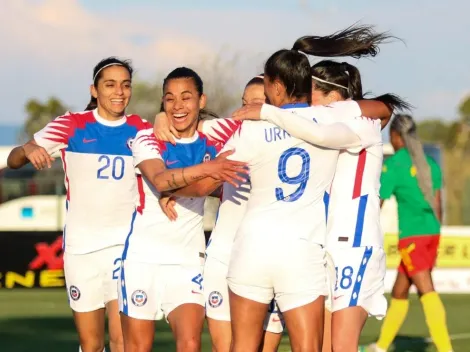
201, 118, 242, 146
33, 113, 75, 155
380, 158, 396, 199
132, 128, 163, 167
428, 157, 442, 190
342, 117, 382, 153
217, 122, 251, 163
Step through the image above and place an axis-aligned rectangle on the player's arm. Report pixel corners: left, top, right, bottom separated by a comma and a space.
161, 177, 223, 198
239, 102, 380, 150
7, 114, 73, 170
232, 98, 404, 130
429, 157, 443, 223
159, 124, 249, 198
379, 160, 396, 207
7, 140, 53, 170
133, 131, 248, 193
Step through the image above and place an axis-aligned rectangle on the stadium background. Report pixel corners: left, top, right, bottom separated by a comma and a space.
1, 0, 470, 351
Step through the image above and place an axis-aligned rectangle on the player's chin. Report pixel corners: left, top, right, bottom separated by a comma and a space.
173, 118, 198, 133
109, 101, 128, 114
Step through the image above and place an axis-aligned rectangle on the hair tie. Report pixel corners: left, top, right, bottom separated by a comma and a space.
93, 63, 124, 82
311, 75, 348, 90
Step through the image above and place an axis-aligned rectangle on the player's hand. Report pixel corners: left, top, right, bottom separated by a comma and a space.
205, 150, 249, 187
232, 103, 263, 121
154, 112, 180, 145
22, 142, 54, 170
159, 195, 178, 221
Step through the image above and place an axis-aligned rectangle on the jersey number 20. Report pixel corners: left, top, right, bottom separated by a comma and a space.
275, 147, 310, 202
97, 155, 125, 180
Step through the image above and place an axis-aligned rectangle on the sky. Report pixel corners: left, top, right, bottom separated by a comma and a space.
1, 0, 469, 129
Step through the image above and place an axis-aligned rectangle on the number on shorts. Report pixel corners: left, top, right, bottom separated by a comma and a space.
97, 155, 125, 180
335, 266, 354, 290
275, 147, 310, 202
112, 258, 122, 280
191, 274, 203, 290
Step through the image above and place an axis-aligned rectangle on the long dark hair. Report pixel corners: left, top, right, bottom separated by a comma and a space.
264, 24, 396, 104
85, 57, 133, 111
311, 60, 412, 113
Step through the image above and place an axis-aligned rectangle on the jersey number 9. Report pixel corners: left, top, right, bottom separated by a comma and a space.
275, 147, 310, 202
97, 155, 125, 180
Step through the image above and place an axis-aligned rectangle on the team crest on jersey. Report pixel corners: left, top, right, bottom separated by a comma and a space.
126, 138, 134, 150
203, 153, 211, 162
69, 286, 80, 301
208, 291, 223, 308
131, 290, 147, 307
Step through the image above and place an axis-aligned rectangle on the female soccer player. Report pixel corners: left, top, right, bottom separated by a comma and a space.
7, 57, 151, 352
155, 74, 285, 352
372, 114, 453, 352
118, 67, 248, 352
233, 60, 410, 352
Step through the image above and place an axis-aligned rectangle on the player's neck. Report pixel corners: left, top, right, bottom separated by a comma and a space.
178, 124, 198, 138
96, 107, 125, 121
278, 97, 308, 107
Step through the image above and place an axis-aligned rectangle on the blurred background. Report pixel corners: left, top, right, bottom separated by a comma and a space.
1, 0, 469, 351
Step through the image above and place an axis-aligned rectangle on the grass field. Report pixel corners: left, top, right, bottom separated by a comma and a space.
0, 290, 468, 352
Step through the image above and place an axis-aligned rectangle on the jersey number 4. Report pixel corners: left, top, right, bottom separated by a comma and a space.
97, 155, 125, 180
275, 147, 310, 202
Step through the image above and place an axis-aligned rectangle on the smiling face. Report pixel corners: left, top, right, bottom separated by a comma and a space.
91, 65, 131, 120
162, 77, 206, 138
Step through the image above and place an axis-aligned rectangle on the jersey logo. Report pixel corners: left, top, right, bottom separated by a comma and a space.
203, 153, 211, 162
131, 290, 147, 307
83, 138, 97, 144
166, 160, 179, 166
126, 138, 134, 150
69, 286, 81, 301
208, 291, 223, 308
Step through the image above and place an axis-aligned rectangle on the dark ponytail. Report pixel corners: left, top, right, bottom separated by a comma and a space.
85, 98, 98, 111
311, 60, 363, 100
264, 23, 398, 106
292, 23, 396, 59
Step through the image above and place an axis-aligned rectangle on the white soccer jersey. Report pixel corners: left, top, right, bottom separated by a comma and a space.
219, 103, 340, 245
200, 119, 249, 264
326, 142, 383, 249
122, 128, 220, 265
257, 101, 384, 248
33, 109, 150, 254
205, 181, 250, 264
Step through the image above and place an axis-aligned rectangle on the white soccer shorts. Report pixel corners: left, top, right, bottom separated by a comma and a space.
64, 245, 124, 312
204, 255, 285, 333
325, 246, 387, 319
227, 238, 328, 312
118, 260, 205, 321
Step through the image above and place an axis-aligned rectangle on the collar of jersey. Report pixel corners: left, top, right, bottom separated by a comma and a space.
280, 102, 310, 109
93, 109, 127, 127
173, 132, 199, 144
